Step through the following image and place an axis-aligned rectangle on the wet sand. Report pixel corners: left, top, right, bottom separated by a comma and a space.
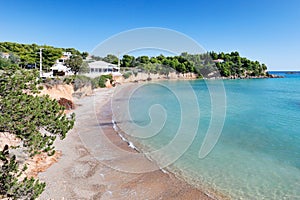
38, 87, 214, 200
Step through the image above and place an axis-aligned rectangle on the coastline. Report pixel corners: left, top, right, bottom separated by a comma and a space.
115, 71, 283, 84
38, 87, 215, 199
110, 82, 230, 200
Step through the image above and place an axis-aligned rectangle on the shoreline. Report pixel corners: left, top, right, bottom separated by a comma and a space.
112, 121, 227, 200
107, 82, 230, 199
38, 87, 215, 199
110, 83, 229, 200
98, 89, 219, 199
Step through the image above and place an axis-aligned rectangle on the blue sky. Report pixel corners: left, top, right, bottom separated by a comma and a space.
1, 0, 300, 70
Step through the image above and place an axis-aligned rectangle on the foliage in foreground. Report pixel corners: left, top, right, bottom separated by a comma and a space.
0, 59, 75, 199
0, 65, 75, 156
0, 145, 45, 200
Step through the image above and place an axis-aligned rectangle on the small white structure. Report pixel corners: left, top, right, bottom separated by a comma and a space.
63, 52, 72, 57
56, 52, 72, 64
50, 63, 73, 76
0, 52, 10, 59
39, 51, 73, 78
40, 72, 53, 78
213, 59, 224, 63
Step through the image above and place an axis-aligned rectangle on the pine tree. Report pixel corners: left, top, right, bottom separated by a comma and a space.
0, 145, 46, 199
0, 65, 75, 156
0, 62, 75, 198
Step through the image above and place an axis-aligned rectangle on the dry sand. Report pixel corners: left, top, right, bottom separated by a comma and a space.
38, 87, 213, 200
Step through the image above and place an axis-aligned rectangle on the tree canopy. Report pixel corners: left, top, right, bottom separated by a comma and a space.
0, 64, 75, 155
0, 42, 86, 71
102, 54, 118, 64
0, 145, 46, 199
0, 58, 75, 198
65, 55, 84, 75
207, 51, 267, 77
100, 52, 268, 78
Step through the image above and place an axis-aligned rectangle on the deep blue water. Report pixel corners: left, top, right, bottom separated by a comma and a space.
115, 72, 300, 199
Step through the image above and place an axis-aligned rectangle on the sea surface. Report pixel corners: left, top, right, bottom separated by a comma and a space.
113, 72, 300, 199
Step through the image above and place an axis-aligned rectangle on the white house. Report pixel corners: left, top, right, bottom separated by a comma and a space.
40, 63, 73, 78
88, 60, 121, 76
39, 51, 73, 78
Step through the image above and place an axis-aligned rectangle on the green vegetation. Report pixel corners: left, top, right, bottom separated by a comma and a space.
0, 145, 46, 199
99, 52, 268, 78
119, 54, 193, 74
94, 74, 113, 88
102, 54, 118, 64
70, 75, 93, 90
0, 42, 268, 78
79, 62, 90, 74
122, 71, 132, 79
188, 51, 268, 77
0, 58, 75, 199
0, 42, 88, 71
65, 55, 83, 75
91, 54, 118, 64
63, 74, 113, 90
0, 65, 75, 155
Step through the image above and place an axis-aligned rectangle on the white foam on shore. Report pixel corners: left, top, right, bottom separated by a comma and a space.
128, 141, 136, 150
112, 120, 118, 131
160, 167, 168, 174
110, 117, 219, 199
116, 130, 138, 151
204, 192, 218, 200
118, 133, 127, 142
112, 116, 143, 152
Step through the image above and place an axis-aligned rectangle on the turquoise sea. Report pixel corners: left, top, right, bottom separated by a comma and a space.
114, 72, 300, 199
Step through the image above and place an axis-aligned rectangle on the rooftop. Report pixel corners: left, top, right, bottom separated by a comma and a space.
88, 60, 118, 69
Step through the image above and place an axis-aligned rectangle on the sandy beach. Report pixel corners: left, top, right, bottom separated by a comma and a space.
38, 87, 213, 200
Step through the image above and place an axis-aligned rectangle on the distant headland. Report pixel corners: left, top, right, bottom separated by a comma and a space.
0, 41, 284, 80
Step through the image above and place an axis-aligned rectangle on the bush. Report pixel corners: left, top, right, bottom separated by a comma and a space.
63, 75, 76, 84
72, 75, 92, 91
94, 74, 113, 88
123, 72, 132, 79
43, 77, 63, 87
0, 66, 75, 156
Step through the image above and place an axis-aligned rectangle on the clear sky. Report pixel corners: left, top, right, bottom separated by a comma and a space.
1, 0, 300, 70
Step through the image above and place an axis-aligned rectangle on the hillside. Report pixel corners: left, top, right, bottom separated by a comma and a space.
0, 42, 88, 71
99, 51, 270, 79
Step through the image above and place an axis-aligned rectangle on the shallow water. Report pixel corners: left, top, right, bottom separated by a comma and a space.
112, 72, 300, 199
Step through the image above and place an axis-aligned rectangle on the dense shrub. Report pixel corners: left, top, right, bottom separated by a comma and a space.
93, 74, 113, 88
122, 72, 132, 79
0, 64, 75, 199
72, 75, 92, 91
